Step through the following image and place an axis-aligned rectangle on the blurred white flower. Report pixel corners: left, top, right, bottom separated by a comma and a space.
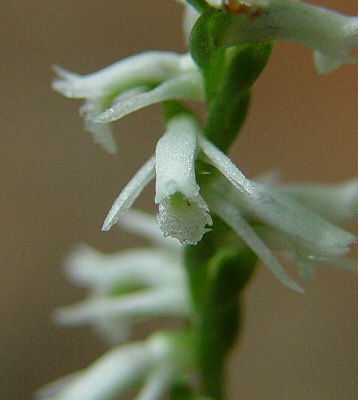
36, 332, 194, 400
53, 52, 204, 153
55, 210, 189, 344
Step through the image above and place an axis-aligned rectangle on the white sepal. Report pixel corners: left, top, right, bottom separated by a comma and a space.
249, 183, 356, 259
205, 187, 303, 292
198, 134, 255, 196
103, 156, 156, 231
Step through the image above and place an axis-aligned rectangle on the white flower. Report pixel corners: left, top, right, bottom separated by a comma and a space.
94, 110, 357, 290
102, 113, 255, 245
201, 173, 357, 290
53, 52, 204, 153
55, 210, 189, 343
36, 332, 194, 400
184, 0, 358, 74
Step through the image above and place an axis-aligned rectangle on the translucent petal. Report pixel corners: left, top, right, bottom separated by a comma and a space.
80, 99, 118, 154
248, 183, 356, 259
205, 188, 303, 292
95, 71, 204, 123
102, 156, 156, 231
281, 178, 358, 225
55, 286, 190, 326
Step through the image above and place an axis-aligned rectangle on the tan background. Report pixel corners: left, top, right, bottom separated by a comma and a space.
1, 1, 357, 399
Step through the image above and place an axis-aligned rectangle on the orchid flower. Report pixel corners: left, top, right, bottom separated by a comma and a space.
101, 111, 357, 291
53, 52, 204, 153
102, 113, 255, 245
200, 172, 358, 289
55, 211, 190, 344
185, 0, 358, 73
36, 332, 194, 400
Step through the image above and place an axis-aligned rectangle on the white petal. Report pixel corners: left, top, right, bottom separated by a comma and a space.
52, 52, 197, 98
281, 178, 358, 225
198, 134, 255, 196
91, 315, 132, 345
205, 188, 303, 292
102, 157, 156, 231
80, 100, 118, 154
55, 286, 190, 326
249, 183, 356, 259
155, 115, 212, 244
36, 343, 152, 400
65, 245, 184, 289
95, 71, 204, 123
119, 209, 182, 251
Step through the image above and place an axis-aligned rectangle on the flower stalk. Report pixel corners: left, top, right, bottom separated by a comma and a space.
47, 1, 358, 400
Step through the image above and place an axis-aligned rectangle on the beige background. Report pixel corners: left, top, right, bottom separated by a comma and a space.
1, 1, 357, 399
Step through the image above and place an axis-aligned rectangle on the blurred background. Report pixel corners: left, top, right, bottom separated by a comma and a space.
1, 1, 357, 399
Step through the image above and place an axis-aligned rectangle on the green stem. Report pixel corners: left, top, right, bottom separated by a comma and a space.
185, 218, 257, 399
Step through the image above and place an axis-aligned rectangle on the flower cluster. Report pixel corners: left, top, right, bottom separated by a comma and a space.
46, 1, 358, 399
51, 0, 358, 290
37, 211, 194, 400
